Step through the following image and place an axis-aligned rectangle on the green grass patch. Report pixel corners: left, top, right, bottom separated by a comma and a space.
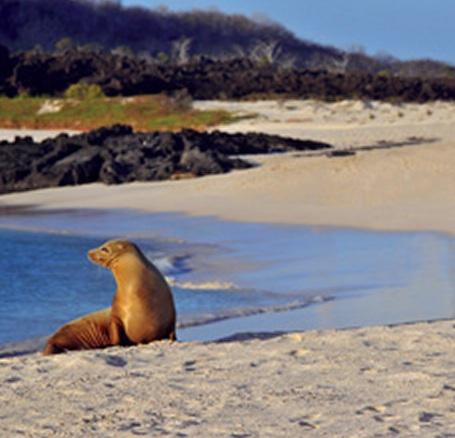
0, 94, 232, 132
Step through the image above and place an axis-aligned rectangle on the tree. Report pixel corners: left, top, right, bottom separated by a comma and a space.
79, 43, 104, 54
330, 53, 350, 73
279, 54, 297, 70
156, 51, 170, 64
111, 45, 135, 58
171, 38, 192, 65
31, 44, 44, 54
64, 82, 105, 100
55, 37, 74, 52
250, 40, 282, 64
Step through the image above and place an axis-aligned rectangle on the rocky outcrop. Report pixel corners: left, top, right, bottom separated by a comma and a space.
0, 125, 331, 194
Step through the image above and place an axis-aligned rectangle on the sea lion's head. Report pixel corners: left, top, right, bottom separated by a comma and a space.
88, 239, 139, 269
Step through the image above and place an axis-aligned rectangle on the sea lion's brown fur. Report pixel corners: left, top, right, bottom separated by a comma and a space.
43, 240, 176, 355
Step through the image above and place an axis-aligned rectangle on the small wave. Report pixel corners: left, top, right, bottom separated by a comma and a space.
148, 251, 239, 290
177, 295, 333, 329
166, 277, 239, 291
147, 253, 192, 276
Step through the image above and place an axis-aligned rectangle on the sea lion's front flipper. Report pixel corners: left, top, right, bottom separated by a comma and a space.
108, 316, 131, 346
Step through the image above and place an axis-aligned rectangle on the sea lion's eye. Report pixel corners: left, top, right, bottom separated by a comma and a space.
101, 247, 109, 253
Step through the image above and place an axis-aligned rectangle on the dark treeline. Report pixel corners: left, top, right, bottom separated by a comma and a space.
0, 0, 454, 78
0, 46, 454, 102
0, 0, 339, 69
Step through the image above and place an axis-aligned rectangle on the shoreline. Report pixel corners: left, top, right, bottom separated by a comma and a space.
1, 207, 454, 353
1, 311, 454, 358
1, 98, 455, 235
1, 201, 454, 238
1, 202, 454, 237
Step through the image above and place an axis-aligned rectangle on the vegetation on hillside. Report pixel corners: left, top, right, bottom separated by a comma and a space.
0, 0, 453, 78
0, 1, 453, 104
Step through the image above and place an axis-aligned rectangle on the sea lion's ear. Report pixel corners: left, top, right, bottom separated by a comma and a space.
115, 241, 126, 250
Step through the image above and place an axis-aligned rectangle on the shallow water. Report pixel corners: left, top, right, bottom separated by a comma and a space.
0, 208, 454, 345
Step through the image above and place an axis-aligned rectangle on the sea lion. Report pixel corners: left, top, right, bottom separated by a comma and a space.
43, 240, 177, 355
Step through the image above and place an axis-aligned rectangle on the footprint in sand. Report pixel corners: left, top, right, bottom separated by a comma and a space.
4, 375, 21, 383
183, 360, 197, 372
97, 354, 128, 368
290, 414, 320, 430
355, 405, 386, 415
289, 348, 308, 358
419, 412, 443, 423
298, 420, 318, 430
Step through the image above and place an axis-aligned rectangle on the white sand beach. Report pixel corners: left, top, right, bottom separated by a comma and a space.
0, 128, 78, 142
1, 99, 455, 234
1, 100, 455, 436
1, 320, 455, 436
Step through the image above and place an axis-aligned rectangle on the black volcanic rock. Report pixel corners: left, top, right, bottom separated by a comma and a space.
0, 125, 332, 194
3, 50, 454, 102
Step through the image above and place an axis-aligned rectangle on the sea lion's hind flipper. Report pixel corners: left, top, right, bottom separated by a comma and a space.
42, 308, 112, 355
42, 341, 65, 355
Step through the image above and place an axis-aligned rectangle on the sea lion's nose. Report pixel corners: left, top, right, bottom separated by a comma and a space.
87, 249, 97, 261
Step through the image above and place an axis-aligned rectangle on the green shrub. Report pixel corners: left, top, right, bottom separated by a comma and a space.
55, 37, 73, 52
156, 51, 169, 64
377, 70, 391, 78
64, 82, 105, 100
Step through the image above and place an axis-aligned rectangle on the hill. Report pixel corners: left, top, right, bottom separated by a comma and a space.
0, 0, 339, 69
0, 0, 453, 78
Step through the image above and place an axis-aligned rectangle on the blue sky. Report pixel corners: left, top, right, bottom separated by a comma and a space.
122, 0, 455, 64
